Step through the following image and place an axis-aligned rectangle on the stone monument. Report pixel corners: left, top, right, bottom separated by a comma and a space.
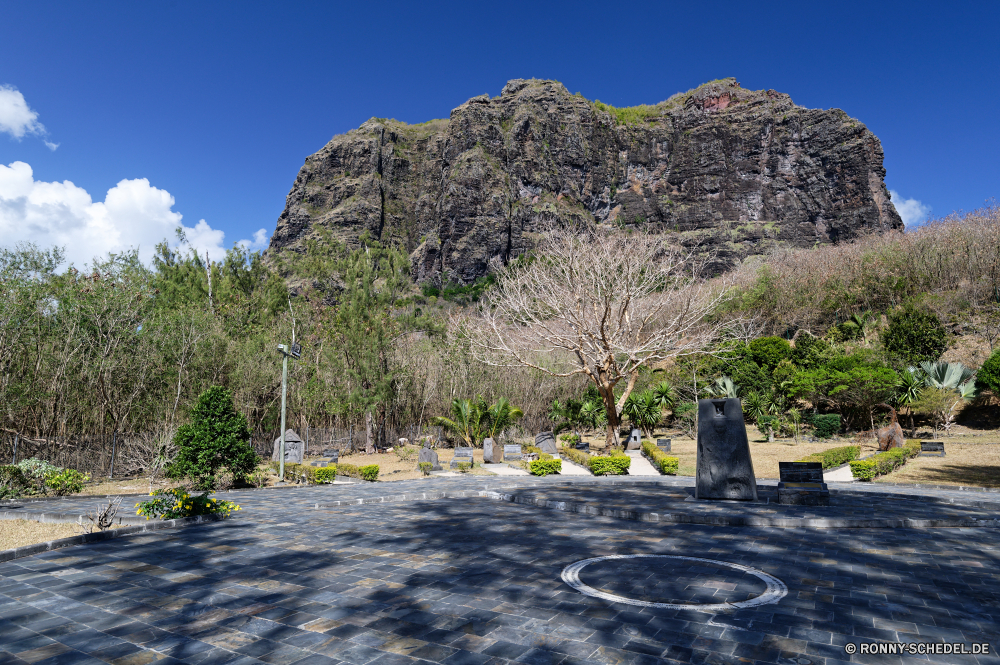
920, 441, 945, 457
656, 439, 671, 452
451, 447, 474, 469
271, 429, 304, 465
695, 398, 758, 501
535, 431, 558, 455
626, 429, 642, 450
418, 441, 442, 471
777, 461, 829, 505
504, 444, 523, 461
483, 438, 500, 463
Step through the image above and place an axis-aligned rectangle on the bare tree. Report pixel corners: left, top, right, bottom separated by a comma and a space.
466, 229, 733, 447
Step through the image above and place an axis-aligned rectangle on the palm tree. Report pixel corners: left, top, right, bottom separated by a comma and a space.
432, 397, 487, 447
742, 391, 770, 424
484, 397, 524, 440
579, 399, 607, 431
919, 361, 976, 390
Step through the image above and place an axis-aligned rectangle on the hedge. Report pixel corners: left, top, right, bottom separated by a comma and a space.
640, 441, 679, 475
530, 459, 562, 476
273, 462, 317, 483
590, 454, 631, 476
337, 463, 380, 482
560, 446, 591, 469
796, 445, 860, 469
314, 466, 337, 483
849, 441, 921, 481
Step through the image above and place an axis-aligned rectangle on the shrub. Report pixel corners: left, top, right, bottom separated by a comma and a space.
881, 305, 947, 366
17, 458, 61, 495
418, 462, 433, 475
796, 445, 859, 469
559, 433, 580, 445
314, 467, 337, 483
977, 348, 1000, 395
339, 463, 380, 481
169, 386, 259, 490
560, 446, 591, 469
849, 440, 921, 481
0, 465, 30, 500
749, 336, 792, 370
278, 462, 317, 483
810, 414, 841, 439
641, 441, 679, 475
134, 488, 240, 520
394, 446, 417, 462
590, 454, 631, 476
530, 459, 562, 476
456, 461, 472, 473
46, 469, 90, 495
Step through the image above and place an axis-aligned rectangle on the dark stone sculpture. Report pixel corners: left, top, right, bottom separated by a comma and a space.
417, 442, 442, 471
695, 399, 758, 501
535, 431, 558, 455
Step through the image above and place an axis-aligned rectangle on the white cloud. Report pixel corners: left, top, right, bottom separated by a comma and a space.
0, 85, 57, 149
889, 190, 931, 228
0, 160, 267, 269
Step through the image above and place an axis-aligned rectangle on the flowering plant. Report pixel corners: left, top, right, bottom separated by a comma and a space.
134, 488, 240, 520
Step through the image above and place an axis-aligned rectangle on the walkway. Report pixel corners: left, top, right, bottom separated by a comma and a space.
0, 476, 997, 665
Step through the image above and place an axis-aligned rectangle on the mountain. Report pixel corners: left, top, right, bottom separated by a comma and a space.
268, 78, 903, 284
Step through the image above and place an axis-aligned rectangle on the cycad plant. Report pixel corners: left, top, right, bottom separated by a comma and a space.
621, 390, 660, 436
432, 397, 488, 447
484, 397, 524, 440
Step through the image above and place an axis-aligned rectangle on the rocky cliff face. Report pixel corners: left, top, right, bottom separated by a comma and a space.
269, 78, 902, 284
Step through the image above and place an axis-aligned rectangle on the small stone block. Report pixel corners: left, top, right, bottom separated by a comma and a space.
450, 447, 474, 468
504, 444, 522, 461
656, 439, 671, 452
920, 441, 945, 457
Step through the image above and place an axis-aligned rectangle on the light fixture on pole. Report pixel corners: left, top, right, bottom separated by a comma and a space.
276, 341, 301, 482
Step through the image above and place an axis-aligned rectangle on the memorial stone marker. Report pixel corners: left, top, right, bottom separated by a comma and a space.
920, 441, 946, 457
626, 429, 642, 450
451, 447, 474, 468
777, 461, 829, 505
417, 442, 442, 471
695, 398, 758, 501
504, 444, 523, 461
483, 438, 499, 463
535, 431, 558, 455
656, 439, 672, 452
271, 429, 304, 465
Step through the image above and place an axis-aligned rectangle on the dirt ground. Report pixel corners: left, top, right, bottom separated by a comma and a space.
875, 443, 1000, 488
317, 447, 493, 482
0, 519, 126, 551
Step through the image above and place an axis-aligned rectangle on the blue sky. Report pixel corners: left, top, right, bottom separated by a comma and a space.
1, 0, 998, 268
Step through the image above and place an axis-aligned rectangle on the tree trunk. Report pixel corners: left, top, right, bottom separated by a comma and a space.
365, 411, 375, 454
909, 411, 916, 438
598, 384, 619, 448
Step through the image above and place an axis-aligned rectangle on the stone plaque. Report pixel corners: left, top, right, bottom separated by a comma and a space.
271, 429, 304, 465
695, 399, 758, 501
418, 443, 442, 471
504, 444, 523, 461
450, 447, 474, 468
778, 462, 823, 484
920, 441, 945, 457
656, 439, 671, 452
777, 461, 828, 505
535, 431, 558, 455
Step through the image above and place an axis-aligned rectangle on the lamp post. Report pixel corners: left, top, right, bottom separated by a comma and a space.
276, 341, 301, 481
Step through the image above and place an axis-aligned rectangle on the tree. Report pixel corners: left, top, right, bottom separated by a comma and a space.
895, 368, 924, 436
748, 336, 791, 370
468, 230, 731, 446
169, 386, 259, 490
483, 397, 524, 439
881, 305, 947, 366
621, 390, 659, 436
978, 348, 1000, 396
911, 387, 969, 435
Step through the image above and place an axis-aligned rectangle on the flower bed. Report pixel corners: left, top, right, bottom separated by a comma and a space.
135, 488, 240, 520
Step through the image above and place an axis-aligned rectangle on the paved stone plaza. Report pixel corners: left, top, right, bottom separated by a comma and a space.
0, 477, 998, 664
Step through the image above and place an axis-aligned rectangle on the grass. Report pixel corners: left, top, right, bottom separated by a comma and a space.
305, 448, 494, 482
875, 443, 1000, 488
0, 519, 126, 551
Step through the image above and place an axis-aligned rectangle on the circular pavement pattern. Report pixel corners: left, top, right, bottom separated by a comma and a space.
561, 553, 788, 612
